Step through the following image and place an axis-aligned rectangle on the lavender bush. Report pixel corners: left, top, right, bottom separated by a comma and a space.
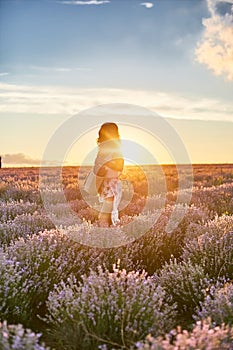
0, 200, 40, 222
0, 230, 109, 328
44, 266, 177, 350
191, 183, 233, 216
118, 204, 209, 275
154, 259, 210, 327
0, 212, 55, 245
0, 166, 233, 349
195, 282, 233, 327
0, 320, 50, 350
182, 215, 233, 280
133, 319, 233, 350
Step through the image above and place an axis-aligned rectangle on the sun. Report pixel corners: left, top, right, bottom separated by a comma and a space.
120, 125, 174, 165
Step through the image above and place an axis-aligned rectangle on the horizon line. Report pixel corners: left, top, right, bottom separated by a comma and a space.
1, 162, 233, 169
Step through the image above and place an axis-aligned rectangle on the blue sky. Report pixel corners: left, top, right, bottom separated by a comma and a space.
1, 0, 233, 165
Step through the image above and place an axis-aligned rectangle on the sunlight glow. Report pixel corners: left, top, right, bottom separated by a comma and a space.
64, 124, 174, 166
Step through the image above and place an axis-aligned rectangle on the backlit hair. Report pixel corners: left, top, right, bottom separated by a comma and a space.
97, 122, 120, 144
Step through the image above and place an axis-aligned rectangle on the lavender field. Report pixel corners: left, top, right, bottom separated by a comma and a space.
0, 164, 233, 349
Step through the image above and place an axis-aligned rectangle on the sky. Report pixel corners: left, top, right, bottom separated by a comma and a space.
0, 0, 233, 166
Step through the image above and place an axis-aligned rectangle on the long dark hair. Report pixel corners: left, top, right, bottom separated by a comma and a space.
97, 122, 120, 145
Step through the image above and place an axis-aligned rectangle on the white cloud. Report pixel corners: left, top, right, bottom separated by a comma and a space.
74, 67, 91, 71
195, 0, 233, 80
2, 153, 41, 165
59, 0, 110, 5
0, 82, 233, 122
0, 72, 9, 77
30, 65, 91, 73
31, 65, 72, 72
140, 2, 154, 9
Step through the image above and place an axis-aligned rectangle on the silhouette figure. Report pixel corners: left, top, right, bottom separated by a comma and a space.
94, 123, 124, 226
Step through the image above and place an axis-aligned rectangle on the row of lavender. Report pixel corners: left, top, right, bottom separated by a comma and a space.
0, 167, 233, 349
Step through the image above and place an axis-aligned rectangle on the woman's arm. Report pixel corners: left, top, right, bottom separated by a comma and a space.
94, 150, 124, 176
104, 157, 124, 172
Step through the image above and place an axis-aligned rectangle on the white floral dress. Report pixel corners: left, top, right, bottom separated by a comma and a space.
98, 177, 122, 225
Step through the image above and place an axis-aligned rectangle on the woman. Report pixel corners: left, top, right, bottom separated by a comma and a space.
93, 122, 124, 227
